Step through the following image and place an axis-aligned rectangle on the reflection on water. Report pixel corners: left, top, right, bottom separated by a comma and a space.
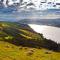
29, 24, 60, 43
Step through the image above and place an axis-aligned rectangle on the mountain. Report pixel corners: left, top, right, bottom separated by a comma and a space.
0, 21, 60, 60
18, 18, 60, 27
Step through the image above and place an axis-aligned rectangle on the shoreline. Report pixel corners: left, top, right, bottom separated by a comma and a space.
29, 24, 60, 43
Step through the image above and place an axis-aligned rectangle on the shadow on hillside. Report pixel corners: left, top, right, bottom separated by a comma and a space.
3, 37, 60, 52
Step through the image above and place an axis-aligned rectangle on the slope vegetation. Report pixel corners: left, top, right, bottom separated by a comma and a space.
0, 21, 60, 60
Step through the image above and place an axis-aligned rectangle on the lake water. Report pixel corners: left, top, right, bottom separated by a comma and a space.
29, 24, 60, 43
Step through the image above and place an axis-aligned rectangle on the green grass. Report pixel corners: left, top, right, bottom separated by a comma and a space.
0, 21, 60, 60
0, 41, 60, 60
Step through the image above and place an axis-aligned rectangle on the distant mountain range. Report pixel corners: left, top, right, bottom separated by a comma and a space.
18, 18, 60, 27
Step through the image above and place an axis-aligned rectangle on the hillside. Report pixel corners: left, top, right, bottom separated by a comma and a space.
0, 21, 60, 60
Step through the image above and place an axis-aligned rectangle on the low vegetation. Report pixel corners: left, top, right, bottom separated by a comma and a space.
0, 21, 60, 60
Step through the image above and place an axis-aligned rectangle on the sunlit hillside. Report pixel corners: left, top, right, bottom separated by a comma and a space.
0, 21, 60, 60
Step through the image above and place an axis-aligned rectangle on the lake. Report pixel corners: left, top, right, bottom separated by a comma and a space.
29, 24, 60, 43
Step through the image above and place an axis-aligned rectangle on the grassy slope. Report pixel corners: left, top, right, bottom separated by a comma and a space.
0, 21, 60, 60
